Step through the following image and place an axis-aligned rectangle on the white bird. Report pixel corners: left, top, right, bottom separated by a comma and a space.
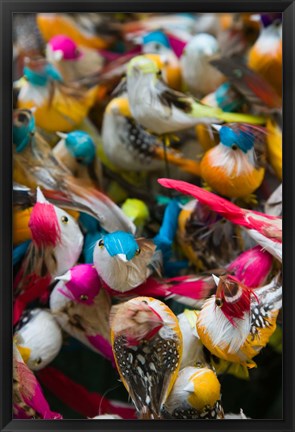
180, 33, 224, 97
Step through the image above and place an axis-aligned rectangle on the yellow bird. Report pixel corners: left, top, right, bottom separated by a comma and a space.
16, 57, 97, 132
200, 124, 266, 198
197, 274, 282, 368
266, 118, 282, 180
248, 21, 282, 98
163, 366, 224, 419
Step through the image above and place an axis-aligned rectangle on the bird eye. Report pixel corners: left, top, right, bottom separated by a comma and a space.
76, 157, 84, 164
98, 239, 104, 248
34, 357, 42, 366
80, 294, 89, 301
135, 248, 141, 256
61, 216, 69, 224
232, 144, 238, 150
215, 298, 223, 307
157, 70, 162, 77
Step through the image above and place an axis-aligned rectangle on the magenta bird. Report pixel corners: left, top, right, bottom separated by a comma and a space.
13, 343, 62, 419
50, 264, 114, 363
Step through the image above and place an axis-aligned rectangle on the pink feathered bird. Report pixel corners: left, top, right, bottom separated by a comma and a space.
13, 187, 84, 325
13, 343, 62, 419
158, 179, 282, 261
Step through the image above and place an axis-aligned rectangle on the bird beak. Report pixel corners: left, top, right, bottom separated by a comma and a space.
36, 187, 48, 204
30, 106, 37, 114
17, 345, 31, 364
212, 124, 222, 132
117, 254, 128, 262
53, 50, 64, 62
55, 271, 71, 283
183, 381, 195, 393
212, 274, 220, 287
56, 131, 68, 140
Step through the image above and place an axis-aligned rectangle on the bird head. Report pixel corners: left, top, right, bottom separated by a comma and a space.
143, 30, 171, 54
182, 33, 220, 58
127, 55, 160, 77
29, 188, 61, 248
95, 231, 141, 263
23, 57, 63, 86
13, 109, 36, 153
183, 367, 221, 412
47, 34, 82, 62
56, 130, 96, 165
213, 274, 252, 322
55, 264, 101, 305
110, 297, 165, 346
29, 188, 82, 251
121, 199, 150, 229
14, 309, 63, 371
218, 125, 255, 153
105, 96, 132, 118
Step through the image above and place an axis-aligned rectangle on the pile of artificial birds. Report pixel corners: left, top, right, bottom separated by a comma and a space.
12, 12, 282, 420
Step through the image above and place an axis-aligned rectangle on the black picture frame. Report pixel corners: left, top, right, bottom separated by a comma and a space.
1, 1, 294, 431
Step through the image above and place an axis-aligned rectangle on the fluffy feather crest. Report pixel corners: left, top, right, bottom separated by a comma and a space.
29, 191, 61, 247
110, 298, 164, 345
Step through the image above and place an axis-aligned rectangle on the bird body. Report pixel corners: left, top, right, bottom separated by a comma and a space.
200, 124, 266, 198
180, 33, 224, 97
163, 366, 224, 419
197, 275, 282, 367
102, 93, 201, 174
126, 56, 265, 136
17, 58, 97, 132
248, 22, 282, 97
13, 343, 62, 419
110, 297, 182, 419
50, 264, 113, 362
159, 178, 282, 261
52, 130, 102, 187
46, 34, 104, 82
13, 188, 84, 324
14, 308, 63, 371
93, 231, 158, 293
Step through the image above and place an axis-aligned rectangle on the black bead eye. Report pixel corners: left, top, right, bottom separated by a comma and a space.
80, 294, 88, 301
76, 157, 84, 164
98, 239, 104, 248
61, 216, 69, 224
35, 357, 42, 366
135, 248, 141, 256
232, 144, 238, 150
215, 298, 223, 307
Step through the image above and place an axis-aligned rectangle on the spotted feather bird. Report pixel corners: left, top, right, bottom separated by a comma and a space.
196, 274, 282, 368
162, 366, 224, 419
102, 92, 201, 175
110, 297, 182, 419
